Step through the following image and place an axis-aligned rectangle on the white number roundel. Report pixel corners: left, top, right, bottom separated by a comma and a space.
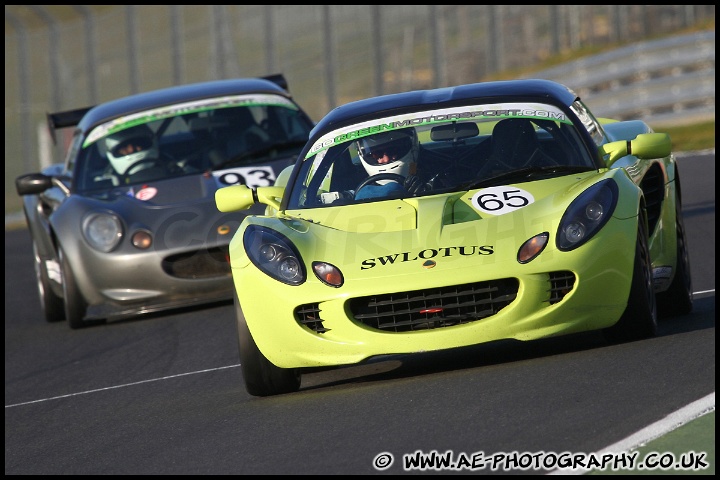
471, 186, 535, 216
213, 166, 276, 188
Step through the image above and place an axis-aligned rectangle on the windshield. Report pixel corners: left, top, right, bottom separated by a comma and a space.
74, 93, 313, 192
285, 102, 596, 209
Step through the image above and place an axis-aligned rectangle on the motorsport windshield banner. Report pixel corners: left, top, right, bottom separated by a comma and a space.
85, 94, 298, 148
306, 102, 569, 158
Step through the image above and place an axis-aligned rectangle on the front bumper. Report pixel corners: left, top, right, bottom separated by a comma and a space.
235, 217, 637, 369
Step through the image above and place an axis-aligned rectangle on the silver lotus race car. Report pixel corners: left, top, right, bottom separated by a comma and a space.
15, 74, 315, 329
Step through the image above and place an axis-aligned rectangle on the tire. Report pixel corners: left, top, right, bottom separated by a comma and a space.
604, 212, 657, 343
657, 196, 693, 317
33, 241, 64, 323
59, 246, 88, 329
235, 293, 300, 396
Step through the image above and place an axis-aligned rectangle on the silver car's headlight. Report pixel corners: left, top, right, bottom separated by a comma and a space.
243, 225, 306, 285
557, 179, 618, 251
82, 212, 123, 252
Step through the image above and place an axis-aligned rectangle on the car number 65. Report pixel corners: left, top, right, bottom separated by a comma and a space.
471, 186, 535, 216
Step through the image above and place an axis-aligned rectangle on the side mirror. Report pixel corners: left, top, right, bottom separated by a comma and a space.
216, 185, 255, 213
601, 133, 671, 168
215, 185, 284, 213
16, 173, 53, 196
631, 132, 671, 159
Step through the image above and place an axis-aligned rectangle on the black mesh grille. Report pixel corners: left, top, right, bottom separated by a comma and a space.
295, 272, 577, 334
349, 278, 519, 332
161, 247, 231, 279
295, 303, 328, 333
548, 271, 575, 304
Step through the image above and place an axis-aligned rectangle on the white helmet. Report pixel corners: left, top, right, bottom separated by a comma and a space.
104, 125, 158, 175
356, 128, 418, 184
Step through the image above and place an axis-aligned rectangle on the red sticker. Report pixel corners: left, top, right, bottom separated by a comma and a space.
135, 187, 158, 201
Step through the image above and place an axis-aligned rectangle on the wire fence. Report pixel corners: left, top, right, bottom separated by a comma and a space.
4, 5, 715, 214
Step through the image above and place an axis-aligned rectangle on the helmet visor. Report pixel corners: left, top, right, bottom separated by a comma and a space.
109, 136, 154, 157
360, 135, 413, 165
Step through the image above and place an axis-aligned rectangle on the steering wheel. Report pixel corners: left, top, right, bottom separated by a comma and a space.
125, 158, 162, 176
354, 173, 406, 199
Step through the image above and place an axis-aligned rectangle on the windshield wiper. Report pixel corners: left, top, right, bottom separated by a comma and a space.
460, 165, 595, 190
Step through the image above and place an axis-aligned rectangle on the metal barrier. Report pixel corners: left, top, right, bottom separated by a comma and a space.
526, 31, 715, 126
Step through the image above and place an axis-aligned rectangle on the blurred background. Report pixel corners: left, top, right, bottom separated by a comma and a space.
4, 5, 716, 215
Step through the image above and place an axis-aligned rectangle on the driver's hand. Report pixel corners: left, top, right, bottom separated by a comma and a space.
404, 174, 429, 194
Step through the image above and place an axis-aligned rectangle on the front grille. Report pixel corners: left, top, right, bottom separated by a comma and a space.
349, 278, 519, 332
162, 247, 231, 279
548, 271, 576, 304
295, 273, 577, 335
295, 303, 328, 333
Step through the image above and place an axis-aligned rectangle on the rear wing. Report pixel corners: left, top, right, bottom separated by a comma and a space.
261, 73, 289, 92
46, 106, 94, 145
46, 77, 287, 145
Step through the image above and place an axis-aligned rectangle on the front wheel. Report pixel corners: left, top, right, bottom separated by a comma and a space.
235, 294, 300, 396
59, 246, 88, 329
604, 212, 657, 343
33, 241, 64, 323
657, 194, 693, 317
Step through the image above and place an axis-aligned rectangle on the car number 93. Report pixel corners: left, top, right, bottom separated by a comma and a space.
214, 166, 276, 188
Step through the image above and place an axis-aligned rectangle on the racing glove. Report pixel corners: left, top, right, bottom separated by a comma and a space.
339, 190, 355, 199
404, 174, 429, 194
319, 190, 355, 204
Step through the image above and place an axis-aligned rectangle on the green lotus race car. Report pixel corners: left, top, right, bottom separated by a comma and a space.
216, 79, 693, 396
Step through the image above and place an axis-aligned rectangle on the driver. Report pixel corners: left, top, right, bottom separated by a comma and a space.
103, 124, 160, 178
353, 127, 428, 200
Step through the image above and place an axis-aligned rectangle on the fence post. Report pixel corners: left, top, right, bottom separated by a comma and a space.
371, 5, 384, 96
322, 5, 337, 111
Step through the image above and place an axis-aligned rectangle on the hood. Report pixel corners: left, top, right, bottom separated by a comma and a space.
288, 172, 601, 233
96, 172, 220, 206
242, 171, 615, 278
72, 164, 295, 252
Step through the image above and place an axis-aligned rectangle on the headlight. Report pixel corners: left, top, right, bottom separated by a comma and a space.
243, 225, 306, 285
557, 179, 618, 251
82, 212, 123, 252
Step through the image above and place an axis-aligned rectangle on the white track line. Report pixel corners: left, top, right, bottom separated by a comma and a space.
5, 364, 240, 408
547, 392, 715, 474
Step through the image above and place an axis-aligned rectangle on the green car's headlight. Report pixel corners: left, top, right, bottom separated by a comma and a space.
557, 179, 618, 251
243, 225, 306, 285
82, 212, 123, 252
